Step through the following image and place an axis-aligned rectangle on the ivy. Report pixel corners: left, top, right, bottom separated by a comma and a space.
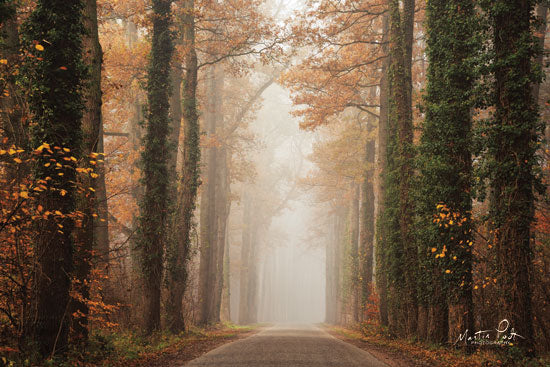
20, 0, 86, 357
414, 0, 480, 343
134, 0, 175, 334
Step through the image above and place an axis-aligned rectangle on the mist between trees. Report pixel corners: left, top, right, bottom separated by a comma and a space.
1, 0, 550, 365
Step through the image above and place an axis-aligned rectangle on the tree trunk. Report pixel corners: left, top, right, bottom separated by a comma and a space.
247, 223, 259, 324
384, 0, 417, 337
359, 130, 375, 321
164, 55, 184, 332
487, 0, 539, 354
24, 0, 86, 356
136, 0, 174, 335
239, 190, 252, 324
94, 122, 109, 285
166, 0, 200, 333
214, 146, 230, 322
375, 12, 390, 328
326, 210, 343, 324
72, 0, 103, 344
350, 184, 360, 324
199, 66, 220, 325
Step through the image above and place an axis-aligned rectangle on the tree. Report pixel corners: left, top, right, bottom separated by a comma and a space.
72, 0, 104, 344
479, 0, 542, 354
378, 0, 417, 337
135, 0, 174, 335
198, 65, 224, 326
415, 0, 478, 344
165, 0, 199, 333
21, 0, 85, 356
359, 115, 375, 320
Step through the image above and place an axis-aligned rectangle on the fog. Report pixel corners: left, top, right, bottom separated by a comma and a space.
227, 82, 326, 324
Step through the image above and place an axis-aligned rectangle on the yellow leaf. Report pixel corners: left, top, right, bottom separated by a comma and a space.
20, 191, 29, 199
60, 189, 67, 196
445, 269, 451, 274
431, 247, 437, 253
35, 44, 44, 51
13, 157, 22, 163
55, 210, 62, 216
0, 59, 7, 64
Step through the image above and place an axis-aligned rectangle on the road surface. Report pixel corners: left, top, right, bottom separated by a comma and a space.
185, 324, 389, 367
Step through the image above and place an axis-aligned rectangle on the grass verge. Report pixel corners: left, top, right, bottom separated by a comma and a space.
324, 324, 550, 367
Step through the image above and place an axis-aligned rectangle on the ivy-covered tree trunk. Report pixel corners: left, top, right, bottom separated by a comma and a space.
22, 0, 85, 356
165, 0, 199, 333
359, 132, 375, 320
417, 0, 478, 344
382, 0, 417, 337
136, 0, 174, 335
375, 12, 390, 328
163, 58, 182, 331
482, 0, 541, 354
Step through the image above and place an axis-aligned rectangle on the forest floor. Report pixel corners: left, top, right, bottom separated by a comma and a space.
325, 324, 550, 367
82, 323, 262, 367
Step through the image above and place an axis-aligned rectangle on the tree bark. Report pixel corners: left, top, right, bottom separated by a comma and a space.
72, 0, 103, 344
214, 145, 230, 322
164, 58, 183, 331
24, 0, 86, 356
350, 184, 360, 324
487, 0, 539, 354
166, 0, 200, 333
198, 66, 220, 325
375, 12, 390, 328
136, 0, 174, 335
359, 128, 375, 321
239, 189, 252, 324
384, 0, 417, 337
